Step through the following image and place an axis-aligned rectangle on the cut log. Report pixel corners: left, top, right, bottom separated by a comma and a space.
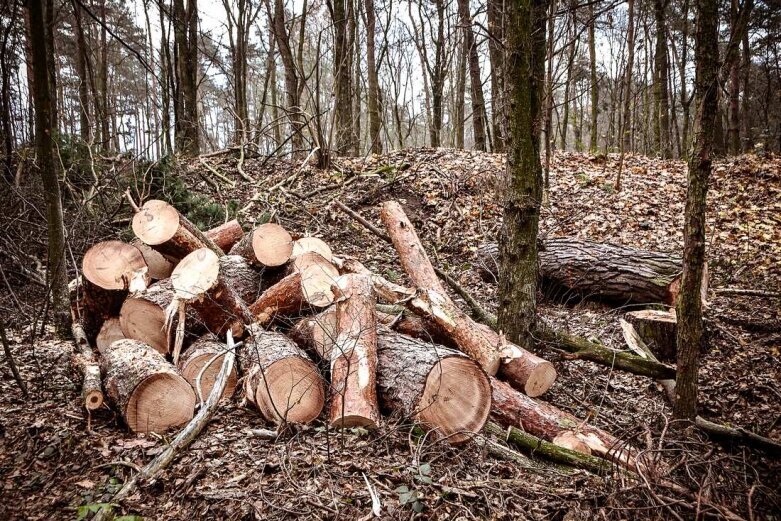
79, 241, 150, 342
132, 239, 175, 280
242, 326, 325, 424
119, 279, 203, 355
178, 334, 238, 402
490, 377, 638, 470
219, 255, 262, 303
229, 222, 293, 267
132, 199, 224, 260
293, 252, 340, 308
376, 330, 491, 444
477, 239, 709, 306
292, 236, 333, 262
625, 310, 677, 362
71, 318, 103, 411
101, 339, 195, 433
205, 219, 244, 252
96, 318, 124, 353
328, 274, 381, 429
248, 272, 305, 325
378, 201, 555, 395
289, 307, 338, 359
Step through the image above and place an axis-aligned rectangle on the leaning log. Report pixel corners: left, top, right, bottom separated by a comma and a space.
79, 241, 150, 342
100, 339, 195, 433
625, 310, 677, 362
490, 377, 639, 470
229, 222, 293, 267
379, 201, 556, 396
169, 248, 254, 362
477, 239, 708, 306
178, 334, 238, 402
132, 199, 224, 260
205, 219, 244, 252
328, 274, 381, 429
242, 326, 325, 424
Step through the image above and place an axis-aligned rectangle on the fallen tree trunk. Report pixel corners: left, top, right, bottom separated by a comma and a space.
477, 239, 708, 305
119, 279, 203, 355
170, 248, 255, 361
179, 334, 238, 402
249, 272, 305, 325
625, 310, 677, 362
100, 339, 195, 433
490, 377, 639, 471
378, 201, 556, 396
96, 318, 124, 352
219, 255, 262, 303
229, 222, 293, 267
376, 330, 491, 444
242, 326, 325, 424
290, 252, 340, 307
71, 319, 103, 411
132, 199, 225, 260
79, 241, 150, 342
328, 274, 381, 429
205, 219, 244, 252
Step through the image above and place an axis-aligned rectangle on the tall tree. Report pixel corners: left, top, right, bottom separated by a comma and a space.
457, 0, 487, 151
223, 0, 262, 144
486, 0, 505, 152
673, 0, 718, 421
331, 0, 355, 154
587, 1, 599, 152
173, 0, 200, 155
365, 0, 381, 154
654, 0, 672, 158
27, 0, 69, 333
615, 0, 635, 190
498, 0, 549, 349
269, 0, 303, 157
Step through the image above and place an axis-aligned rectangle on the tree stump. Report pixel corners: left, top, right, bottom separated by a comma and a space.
625, 309, 677, 362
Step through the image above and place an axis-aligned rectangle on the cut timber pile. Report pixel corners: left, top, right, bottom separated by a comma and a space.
478, 239, 708, 305
68, 197, 643, 474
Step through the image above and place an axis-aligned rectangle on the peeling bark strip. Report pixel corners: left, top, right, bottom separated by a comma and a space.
490, 378, 640, 471
229, 222, 293, 267
478, 239, 708, 305
79, 241, 150, 342
132, 199, 224, 260
242, 326, 324, 424
100, 339, 195, 433
178, 334, 238, 402
329, 274, 381, 429
378, 202, 555, 395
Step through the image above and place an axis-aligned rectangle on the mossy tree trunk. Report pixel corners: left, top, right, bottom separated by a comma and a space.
498, 0, 548, 350
673, 0, 718, 421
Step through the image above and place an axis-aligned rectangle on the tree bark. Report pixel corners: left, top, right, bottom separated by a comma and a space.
654, 0, 672, 158
673, 0, 718, 421
229, 222, 292, 267
365, 0, 381, 154
173, 0, 200, 155
179, 333, 238, 402
487, 0, 505, 152
588, 2, 599, 152
625, 309, 677, 362
101, 339, 195, 433
458, 0, 487, 151
205, 219, 244, 252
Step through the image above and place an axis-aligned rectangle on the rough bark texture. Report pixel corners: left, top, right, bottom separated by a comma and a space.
248, 272, 305, 325
101, 339, 195, 433
490, 377, 638, 470
625, 310, 677, 362
478, 238, 708, 305
376, 331, 492, 444
132, 200, 224, 260
219, 255, 262, 303
498, 0, 546, 354
674, 0, 718, 421
179, 334, 238, 401
242, 327, 325, 424
654, 0, 672, 158
205, 219, 244, 252
329, 274, 381, 428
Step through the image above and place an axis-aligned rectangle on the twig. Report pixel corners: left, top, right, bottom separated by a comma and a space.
124, 189, 140, 213
198, 156, 237, 187
92, 331, 238, 521
714, 288, 781, 298
0, 319, 28, 397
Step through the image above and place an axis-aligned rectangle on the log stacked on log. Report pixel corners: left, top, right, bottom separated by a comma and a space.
69, 198, 643, 469
477, 239, 708, 306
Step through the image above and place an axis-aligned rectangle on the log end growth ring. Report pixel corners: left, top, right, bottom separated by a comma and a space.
418, 356, 491, 444
82, 241, 149, 291
181, 353, 238, 400
252, 223, 293, 267
298, 253, 340, 308
171, 248, 220, 301
292, 237, 333, 262
132, 200, 181, 246
126, 372, 195, 433
254, 357, 325, 424
523, 362, 558, 398
119, 298, 169, 354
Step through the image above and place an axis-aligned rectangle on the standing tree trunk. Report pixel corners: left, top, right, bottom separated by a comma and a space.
487, 0, 505, 152
673, 0, 718, 421
365, 0, 381, 154
740, 30, 752, 152
498, 0, 548, 349
588, 2, 599, 152
616, 0, 635, 190
654, 0, 672, 158
454, 29, 467, 149
270, 0, 303, 157
458, 0, 487, 151
332, 0, 354, 155
173, 0, 200, 155
27, 0, 69, 334
560, 1, 577, 149
726, 0, 741, 155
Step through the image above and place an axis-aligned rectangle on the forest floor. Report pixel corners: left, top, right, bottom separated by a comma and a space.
0, 149, 779, 520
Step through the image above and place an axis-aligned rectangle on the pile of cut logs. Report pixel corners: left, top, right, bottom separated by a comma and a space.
70, 198, 643, 470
